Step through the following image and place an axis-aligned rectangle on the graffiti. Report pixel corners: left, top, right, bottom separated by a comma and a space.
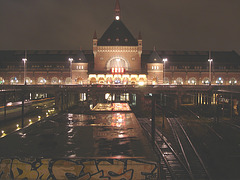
0, 158, 158, 179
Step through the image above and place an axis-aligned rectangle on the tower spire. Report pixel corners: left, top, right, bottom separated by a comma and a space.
114, 0, 120, 20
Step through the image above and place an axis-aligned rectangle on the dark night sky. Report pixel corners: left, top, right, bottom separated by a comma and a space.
0, 0, 239, 53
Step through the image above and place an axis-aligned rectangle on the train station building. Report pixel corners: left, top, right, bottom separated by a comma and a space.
0, 0, 240, 86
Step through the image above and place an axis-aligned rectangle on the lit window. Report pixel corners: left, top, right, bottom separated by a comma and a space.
116, 16, 120, 20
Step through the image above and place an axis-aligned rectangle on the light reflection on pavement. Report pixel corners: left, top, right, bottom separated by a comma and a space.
0, 112, 155, 161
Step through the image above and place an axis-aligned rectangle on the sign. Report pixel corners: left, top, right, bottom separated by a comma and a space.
111, 67, 125, 74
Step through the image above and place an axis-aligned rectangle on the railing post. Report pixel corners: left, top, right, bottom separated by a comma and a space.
21, 91, 25, 128
151, 94, 156, 146
3, 92, 7, 121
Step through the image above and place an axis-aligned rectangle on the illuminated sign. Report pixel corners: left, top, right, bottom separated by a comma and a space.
111, 67, 125, 74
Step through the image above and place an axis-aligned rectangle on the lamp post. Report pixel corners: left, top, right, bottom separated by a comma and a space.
208, 59, 213, 85
163, 58, 168, 84
68, 58, 73, 84
22, 58, 27, 85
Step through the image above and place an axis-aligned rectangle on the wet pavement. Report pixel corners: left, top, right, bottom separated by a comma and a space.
0, 111, 157, 161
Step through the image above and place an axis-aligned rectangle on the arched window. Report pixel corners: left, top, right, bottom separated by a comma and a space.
163, 77, 169, 84
175, 77, 183, 85
51, 77, 58, 84
37, 77, 46, 85
25, 77, 32, 85
202, 77, 210, 85
10, 77, 18, 85
98, 77, 105, 84
188, 77, 197, 85
131, 77, 137, 85
216, 77, 223, 85
139, 78, 145, 86
106, 57, 129, 70
65, 77, 72, 85
90, 77, 96, 84
229, 78, 237, 85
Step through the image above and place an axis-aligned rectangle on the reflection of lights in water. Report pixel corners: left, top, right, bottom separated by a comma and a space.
111, 113, 126, 127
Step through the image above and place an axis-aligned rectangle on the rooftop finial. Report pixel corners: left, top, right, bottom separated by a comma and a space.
93, 30, 97, 39
138, 31, 142, 40
153, 46, 156, 51
114, 0, 120, 20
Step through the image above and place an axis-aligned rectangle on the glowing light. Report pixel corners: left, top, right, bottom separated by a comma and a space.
38, 116, 41, 121
1, 130, 6, 137
116, 16, 120, 20
139, 81, 144, 86
163, 58, 168, 62
22, 58, 27, 63
16, 124, 20, 130
29, 119, 32, 125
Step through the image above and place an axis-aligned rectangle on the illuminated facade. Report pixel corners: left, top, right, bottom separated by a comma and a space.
0, 0, 240, 86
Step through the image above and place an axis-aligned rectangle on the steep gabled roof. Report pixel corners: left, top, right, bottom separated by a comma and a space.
74, 51, 87, 63
98, 20, 138, 46
148, 50, 162, 63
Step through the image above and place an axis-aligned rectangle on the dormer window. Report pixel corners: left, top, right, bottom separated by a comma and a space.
124, 38, 128, 42
107, 38, 111, 42
154, 59, 157, 61
116, 38, 119, 42
79, 58, 81, 61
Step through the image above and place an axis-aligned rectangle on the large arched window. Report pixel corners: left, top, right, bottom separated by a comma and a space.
163, 77, 169, 84
10, 77, 18, 85
25, 77, 32, 85
229, 78, 237, 85
90, 77, 96, 84
65, 77, 72, 85
106, 57, 129, 71
216, 77, 223, 85
202, 77, 210, 85
188, 77, 197, 85
175, 77, 183, 85
98, 77, 105, 84
38, 77, 46, 85
51, 77, 58, 84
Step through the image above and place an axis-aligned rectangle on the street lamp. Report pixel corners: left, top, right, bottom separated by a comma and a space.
208, 58, 213, 85
163, 58, 168, 84
68, 58, 73, 84
22, 58, 27, 85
